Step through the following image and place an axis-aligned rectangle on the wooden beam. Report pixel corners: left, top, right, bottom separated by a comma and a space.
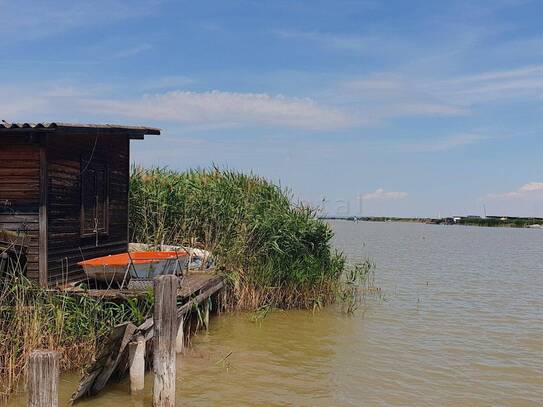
60, 273, 223, 299
136, 279, 225, 337
125, 135, 130, 253
38, 135, 48, 287
177, 281, 224, 320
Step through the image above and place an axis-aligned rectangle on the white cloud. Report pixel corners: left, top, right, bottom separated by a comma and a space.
273, 30, 375, 53
339, 64, 543, 121
338, 74, 467, 121
487, 182, 543, 199
82, 90, 355, 131
4, 63, 543, 132
0, 81, 356, 131
362, 188, 408, 201
0, 1, 161, 43
142, 75, 195, 91
0, 85, 77, 118
519, 182, 543, 193
398, 134, 487, 153
114, 43, 153, 59
447, 66, 543, 84
443, 65, 543, 103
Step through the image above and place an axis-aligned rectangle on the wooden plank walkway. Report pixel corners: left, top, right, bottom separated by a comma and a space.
60, 272, 222, 299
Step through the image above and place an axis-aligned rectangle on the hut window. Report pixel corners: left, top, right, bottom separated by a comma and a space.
81, 157, 109, 236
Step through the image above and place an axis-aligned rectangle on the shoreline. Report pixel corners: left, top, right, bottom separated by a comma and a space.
323, 216, 543, 229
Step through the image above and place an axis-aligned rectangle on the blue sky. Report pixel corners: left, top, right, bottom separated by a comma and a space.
2, 0, 543, 217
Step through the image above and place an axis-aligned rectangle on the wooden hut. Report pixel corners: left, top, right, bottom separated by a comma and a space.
0, 122, 160, 286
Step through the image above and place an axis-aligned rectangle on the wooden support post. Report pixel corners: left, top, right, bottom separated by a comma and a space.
38, 135, 48, 288
175, 316, 185, 354
129, 336, 146, 394
27, 350, 58, 407
153, 275, 177, 407
203, 299, 210, 331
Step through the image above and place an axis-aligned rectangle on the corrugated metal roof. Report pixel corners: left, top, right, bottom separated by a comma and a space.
0, 122, 160, 136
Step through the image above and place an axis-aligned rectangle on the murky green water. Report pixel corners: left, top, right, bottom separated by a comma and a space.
9, 221, 543, 406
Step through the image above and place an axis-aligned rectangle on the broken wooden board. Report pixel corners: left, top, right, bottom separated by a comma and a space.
71, 322, 136, 402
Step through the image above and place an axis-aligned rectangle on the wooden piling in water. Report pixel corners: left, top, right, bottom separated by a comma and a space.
153, 275, 177, 407
203, 299, 210, 331
175, 316, 185, 354
27, 350, 59, 407
129, 335, 146, 394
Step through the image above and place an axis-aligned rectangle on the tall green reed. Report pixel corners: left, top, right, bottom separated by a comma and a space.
129, 166, 345, 309
336, 258, 377, 314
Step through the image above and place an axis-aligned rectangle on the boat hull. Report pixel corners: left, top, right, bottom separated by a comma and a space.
78, 251, 189, 283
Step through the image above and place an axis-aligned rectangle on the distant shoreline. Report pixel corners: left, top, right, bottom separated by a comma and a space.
322, 216, 543, 229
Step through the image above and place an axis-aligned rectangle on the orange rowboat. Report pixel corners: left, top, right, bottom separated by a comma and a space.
78, 251, 189, 284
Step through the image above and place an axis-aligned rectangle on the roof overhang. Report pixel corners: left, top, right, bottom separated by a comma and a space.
0, 122, 161, 139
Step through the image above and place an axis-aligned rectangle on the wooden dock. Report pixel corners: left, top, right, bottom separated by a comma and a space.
68, 271, 225, 402
60, 271, 223, 299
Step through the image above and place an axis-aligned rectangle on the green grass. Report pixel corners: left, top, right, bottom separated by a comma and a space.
129, 166, 345, 309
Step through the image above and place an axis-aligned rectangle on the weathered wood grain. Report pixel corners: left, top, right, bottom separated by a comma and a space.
27, 350, 59, 407
70, 322, 136, 402
39, 134, 48, 287
46, 133, 130, 284
153, 275, 177, 407
129, 336, 146, 394
0, 139, 41, 279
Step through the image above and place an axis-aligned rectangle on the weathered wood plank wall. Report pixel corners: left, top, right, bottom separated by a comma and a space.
46, 133, 130, 283
0, 135, 41, 279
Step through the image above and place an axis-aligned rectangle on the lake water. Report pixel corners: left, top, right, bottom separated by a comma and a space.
9, 221, 543, 406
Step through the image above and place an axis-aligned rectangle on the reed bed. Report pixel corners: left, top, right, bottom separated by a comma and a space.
129, 166, 345, 309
